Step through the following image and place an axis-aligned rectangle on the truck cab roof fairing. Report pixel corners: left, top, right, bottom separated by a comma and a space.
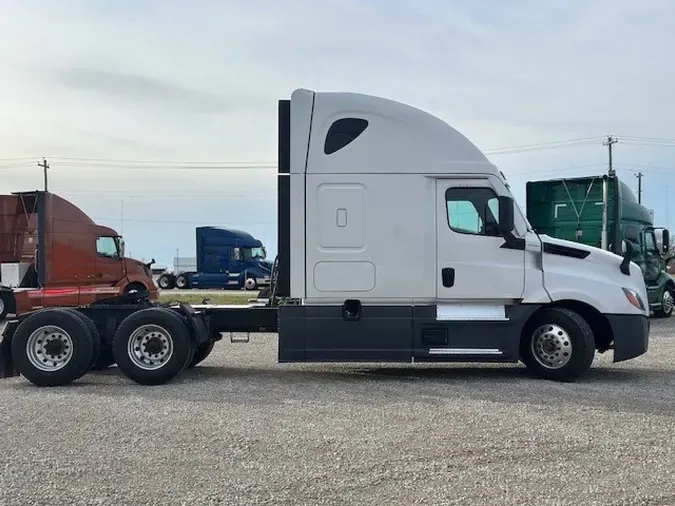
289, 88, 498, 177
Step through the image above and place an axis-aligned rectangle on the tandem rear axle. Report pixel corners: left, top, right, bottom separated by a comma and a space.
0, 298, 279, 386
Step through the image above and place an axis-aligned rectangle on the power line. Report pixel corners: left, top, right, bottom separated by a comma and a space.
485, 137, 602, 156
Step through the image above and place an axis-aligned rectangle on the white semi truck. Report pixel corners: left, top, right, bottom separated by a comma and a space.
0, 88, 649, 387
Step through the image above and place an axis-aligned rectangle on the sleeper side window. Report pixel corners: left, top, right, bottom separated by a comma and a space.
324, 118, 369, 155
445, 187, 501, 237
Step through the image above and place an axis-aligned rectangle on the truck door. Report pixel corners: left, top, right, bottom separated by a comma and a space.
94, 235, 124, 285
642, 229, 662, 288
436, 178, 526, 301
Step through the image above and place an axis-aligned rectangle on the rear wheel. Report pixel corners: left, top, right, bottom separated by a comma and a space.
519, 307, 595, 382
92, 348, 115, 370
157, 274, 174, 290
0, 292, 8, 320
175, 274, 189, 290
60, 308, 101, 376
112, 307, 193, 385
188, 339, 215, 368
10, 308, 95, 386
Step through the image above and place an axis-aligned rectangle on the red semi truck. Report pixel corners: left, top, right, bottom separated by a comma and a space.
0, 190, 158, 321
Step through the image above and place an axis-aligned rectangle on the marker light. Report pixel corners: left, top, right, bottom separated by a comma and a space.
622, 287, 645, 311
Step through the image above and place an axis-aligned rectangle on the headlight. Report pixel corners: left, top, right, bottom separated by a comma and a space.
622, 287, 645, 311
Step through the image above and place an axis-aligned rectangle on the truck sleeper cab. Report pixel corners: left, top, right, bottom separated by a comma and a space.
0, 88, 651, 388
275, 89, 649, 381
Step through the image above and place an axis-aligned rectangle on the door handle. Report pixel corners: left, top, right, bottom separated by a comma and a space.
441, 268, 455, 288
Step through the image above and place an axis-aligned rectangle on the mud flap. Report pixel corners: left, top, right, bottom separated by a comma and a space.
0, 321, 18, 378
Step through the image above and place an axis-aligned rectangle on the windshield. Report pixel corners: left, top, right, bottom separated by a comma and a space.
242, 246, 266, 260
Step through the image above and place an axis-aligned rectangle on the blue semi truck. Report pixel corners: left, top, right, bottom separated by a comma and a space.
156, 227, 273, 291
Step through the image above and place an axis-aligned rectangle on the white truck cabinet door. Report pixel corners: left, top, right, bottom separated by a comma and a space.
436, 178, 526, 302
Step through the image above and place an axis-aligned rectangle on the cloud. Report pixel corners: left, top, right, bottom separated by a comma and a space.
1, 0, 674, 262
51, 68, 231, 114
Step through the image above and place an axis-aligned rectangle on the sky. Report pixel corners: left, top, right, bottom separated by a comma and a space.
1, 0, 675, 267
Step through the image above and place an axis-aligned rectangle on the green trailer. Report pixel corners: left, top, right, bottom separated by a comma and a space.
526, 174, 675, 317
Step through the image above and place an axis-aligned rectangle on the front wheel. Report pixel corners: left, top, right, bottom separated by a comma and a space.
654, 288, 674, 318
520, 307, 595, 382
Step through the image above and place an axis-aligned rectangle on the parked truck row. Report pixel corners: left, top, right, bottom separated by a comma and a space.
0, 87, 653, 388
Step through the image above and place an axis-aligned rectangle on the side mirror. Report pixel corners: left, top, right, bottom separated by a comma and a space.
663, 230, 670, 253
498, 195, 515, 234
620, 239, 634, 275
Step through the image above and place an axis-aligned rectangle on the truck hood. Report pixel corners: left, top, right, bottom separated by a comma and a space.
538, 234, 622, 263
537, 233, 649, 315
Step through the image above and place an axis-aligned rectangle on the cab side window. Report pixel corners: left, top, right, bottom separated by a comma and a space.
445, 187, 501, 237
644, 231, 658, 254
96, 236, 119, 259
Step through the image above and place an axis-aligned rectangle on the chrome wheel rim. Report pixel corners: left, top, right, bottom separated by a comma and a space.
663, 290, 674, 314
127, 324, 173, 370
531, 324, 572, 369
244, 278, 256, 290
26, 325, 74, 371
0, 298, 4, 315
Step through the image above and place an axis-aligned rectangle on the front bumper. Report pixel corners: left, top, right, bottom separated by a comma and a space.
608, 313, 649, 362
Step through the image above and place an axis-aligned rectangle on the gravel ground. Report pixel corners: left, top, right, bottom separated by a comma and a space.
1, 318, 675, 506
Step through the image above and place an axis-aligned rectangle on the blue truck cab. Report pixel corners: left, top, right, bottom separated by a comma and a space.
157, 227, 272, 291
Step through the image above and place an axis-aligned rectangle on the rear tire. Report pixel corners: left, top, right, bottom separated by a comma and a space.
519, 307, 595, 382
60, 309, 101, 376
112, 307, 193, 385
157, 274, 174, 290
175, 274, 189, 290
10, 308, 95, 387
0, 291, 11, 320
92, 348, 116, 370
188, 339, 215, 368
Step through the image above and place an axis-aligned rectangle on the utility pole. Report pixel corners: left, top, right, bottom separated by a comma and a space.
37, 158, 49, 192
636, 172, 643, 204
603, 135, 618, 177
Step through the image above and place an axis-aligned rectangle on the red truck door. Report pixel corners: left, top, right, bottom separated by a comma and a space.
94, 235, 125, 285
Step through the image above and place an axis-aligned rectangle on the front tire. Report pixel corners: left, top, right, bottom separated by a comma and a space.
10, 308, 95, 386
520, 307, 595, 382
654, 287, 674, 318
112, 307, 193, 385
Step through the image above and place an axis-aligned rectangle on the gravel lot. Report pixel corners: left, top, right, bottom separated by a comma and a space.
1, 318, 675, 506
